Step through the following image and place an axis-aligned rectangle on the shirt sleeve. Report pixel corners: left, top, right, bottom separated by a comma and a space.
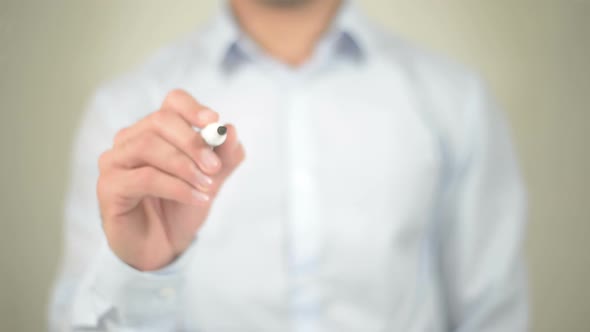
48, 87, 192, 332
70, 242, 195, 331
438, 77, 529, 331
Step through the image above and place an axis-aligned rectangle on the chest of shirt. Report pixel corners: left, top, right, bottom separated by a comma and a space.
202, 65, 441, 228
172, 67, 444, 329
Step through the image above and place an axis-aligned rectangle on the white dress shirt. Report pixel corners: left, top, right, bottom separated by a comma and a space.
49, 2, 528, 331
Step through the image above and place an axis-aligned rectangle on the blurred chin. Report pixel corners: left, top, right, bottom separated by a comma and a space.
257, 0, 313, 7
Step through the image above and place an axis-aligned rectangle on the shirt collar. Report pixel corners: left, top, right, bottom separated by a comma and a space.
332, 0, 372, 61
202, 0, 372, 72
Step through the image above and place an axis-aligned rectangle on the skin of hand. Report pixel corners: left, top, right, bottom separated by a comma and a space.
97, 89, 246, 271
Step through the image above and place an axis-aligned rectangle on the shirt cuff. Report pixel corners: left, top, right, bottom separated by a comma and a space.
72, 242, 196, 328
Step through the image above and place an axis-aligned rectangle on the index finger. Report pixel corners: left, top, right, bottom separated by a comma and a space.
162, 89, 219, 128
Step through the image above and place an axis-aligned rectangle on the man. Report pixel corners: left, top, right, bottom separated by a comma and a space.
50, 0, 528, 331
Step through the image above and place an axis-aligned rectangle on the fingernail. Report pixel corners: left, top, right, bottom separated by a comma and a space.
192, 190, 210, 203
200, 148, 221, 171
192, 168, 213, 192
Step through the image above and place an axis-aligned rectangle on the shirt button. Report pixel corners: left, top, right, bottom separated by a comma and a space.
159, 287, 176, 300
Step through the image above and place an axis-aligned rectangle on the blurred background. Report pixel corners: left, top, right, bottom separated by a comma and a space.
1, 0, 588, 331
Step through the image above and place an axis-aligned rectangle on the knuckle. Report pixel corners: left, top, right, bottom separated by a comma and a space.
96, 176, 107, 197
149, 110, 168, 129
135, 132, 156, 151
98, 150, 112, 170
166, 153, 184, 172
113, 127, 128, 143
134, 167, 155, 185
171, 155, 192, 176
164, 89, 188, 105
97, 174, 116, 202
96, 175, 116, 201
183, 132, 200, 149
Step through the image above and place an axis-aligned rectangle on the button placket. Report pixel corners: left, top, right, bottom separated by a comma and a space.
283, 78, 322, 331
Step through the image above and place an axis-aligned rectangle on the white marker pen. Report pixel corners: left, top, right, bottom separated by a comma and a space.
200, 122, 227, 147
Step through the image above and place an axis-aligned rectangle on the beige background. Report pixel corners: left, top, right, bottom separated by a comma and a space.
1, 0, 589, 331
